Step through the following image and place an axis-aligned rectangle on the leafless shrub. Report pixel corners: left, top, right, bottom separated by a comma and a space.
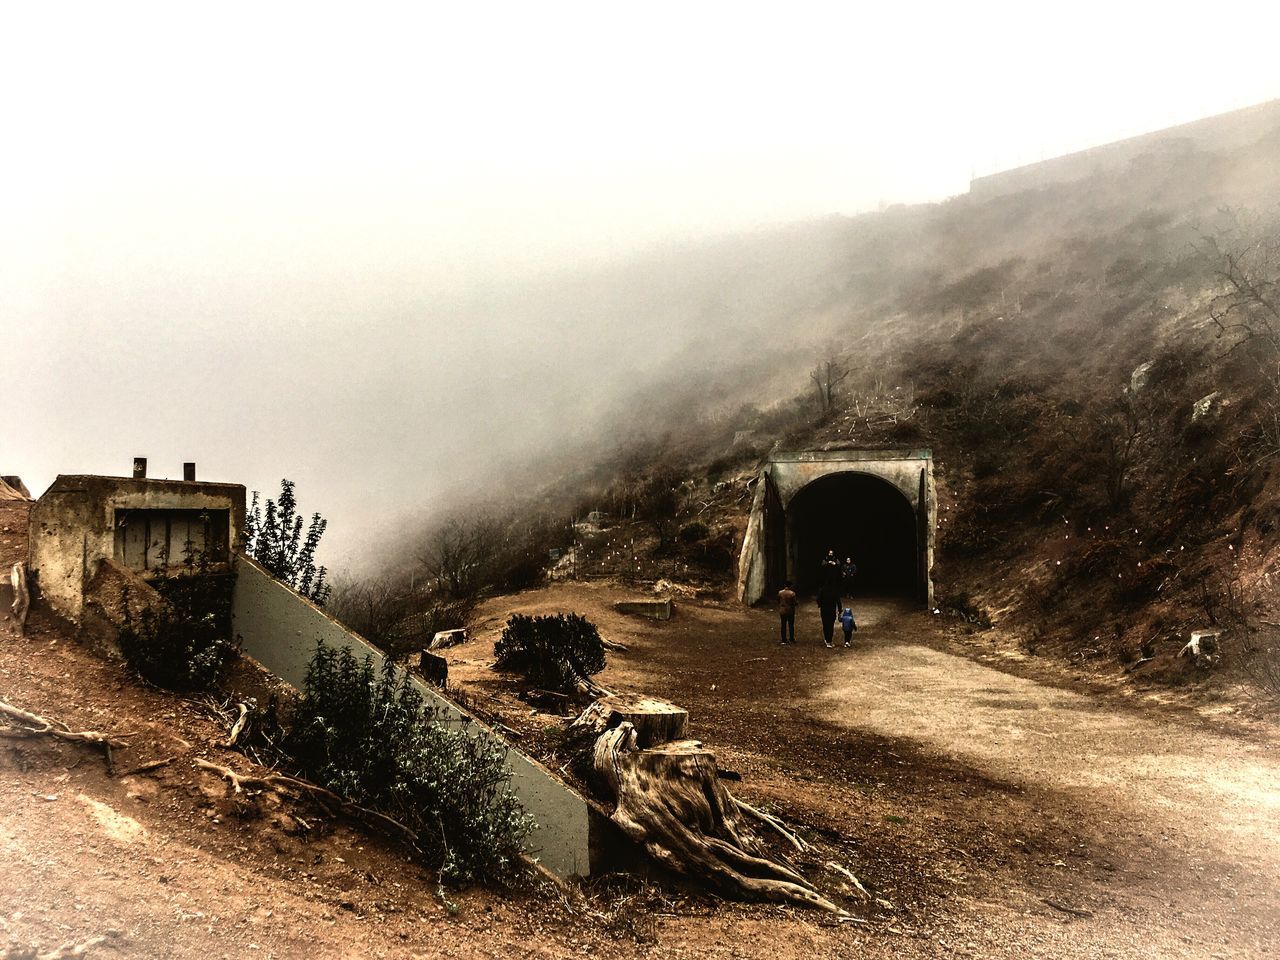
810, 357, 850, 414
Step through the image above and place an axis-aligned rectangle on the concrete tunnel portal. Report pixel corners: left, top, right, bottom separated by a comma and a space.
789, 472, 918, 595
736, 449, 935, 606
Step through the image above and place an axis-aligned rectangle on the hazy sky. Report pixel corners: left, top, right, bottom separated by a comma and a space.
3, 1, 1278, 569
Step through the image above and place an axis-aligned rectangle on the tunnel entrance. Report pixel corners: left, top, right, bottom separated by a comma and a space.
738, 450, 934, 607
787, 472, 919, 597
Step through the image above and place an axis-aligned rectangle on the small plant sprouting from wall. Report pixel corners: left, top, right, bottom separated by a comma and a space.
285, 643, 533, 884
245, 479, 332, 605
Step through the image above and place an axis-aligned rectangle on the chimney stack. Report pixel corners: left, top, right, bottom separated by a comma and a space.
132, 457, 147, 479
183, 462, 196, 482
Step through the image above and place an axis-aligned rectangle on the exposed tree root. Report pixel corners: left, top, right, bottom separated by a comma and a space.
193, 758, 420, 849
224, 702, 249, 747
733, 797, 808, 853
824, 860, 871, 899
0, 697, 130, 775
590, 722, 840, 913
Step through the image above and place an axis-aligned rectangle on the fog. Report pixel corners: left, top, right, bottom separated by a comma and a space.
2, 2, 1278, 572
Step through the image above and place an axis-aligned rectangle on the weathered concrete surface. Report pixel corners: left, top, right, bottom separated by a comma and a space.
231, 554, 596, 879
737, 449, 935, 607
79, 558, 174, 656
28, 475, 245, 621
614, 599, 673, 620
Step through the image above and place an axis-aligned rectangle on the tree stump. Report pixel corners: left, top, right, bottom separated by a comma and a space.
572, 693, 688, 748
592, 722, 838, 913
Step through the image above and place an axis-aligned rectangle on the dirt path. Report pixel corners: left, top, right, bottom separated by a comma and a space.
4, 574, 1276, 959
461, 582, 1280, 958
814, 599, 1280, 885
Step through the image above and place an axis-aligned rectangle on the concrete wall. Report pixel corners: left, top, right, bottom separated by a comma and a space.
768, 449, 929, 510
231, 554, 596, 879
28, 475, 246, 621
737, 449, 935, 606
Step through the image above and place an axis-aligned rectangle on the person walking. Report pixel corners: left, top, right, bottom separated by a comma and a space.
777, 580, 798, 645
839, 606, 857, 647
841, 556, 858, 593
816, 555, 842, 648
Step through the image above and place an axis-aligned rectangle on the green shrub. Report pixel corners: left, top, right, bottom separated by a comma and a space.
494, 613, 605, 692
285, 644, 532, 884
118, 572, 236, 693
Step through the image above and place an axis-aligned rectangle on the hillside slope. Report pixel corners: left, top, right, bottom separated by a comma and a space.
451, 108, 1280, 695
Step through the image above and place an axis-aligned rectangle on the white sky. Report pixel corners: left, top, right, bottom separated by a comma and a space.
2, 1, 1278, 568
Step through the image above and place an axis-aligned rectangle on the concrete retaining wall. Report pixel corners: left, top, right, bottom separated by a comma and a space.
230, 554, 595, 879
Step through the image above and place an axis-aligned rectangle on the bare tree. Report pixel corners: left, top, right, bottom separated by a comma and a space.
810, 358, 850, 414
417, 516, 502, 601
1097, 397, 1142, 510
635, 469, 685, 549
1201, 218, 1280, 463
326, 574, 415, 649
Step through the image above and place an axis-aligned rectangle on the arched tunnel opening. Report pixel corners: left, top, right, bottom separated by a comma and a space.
788, 471, 919, 597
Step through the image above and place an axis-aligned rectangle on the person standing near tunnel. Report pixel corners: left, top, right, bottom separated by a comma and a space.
777, 579, 798, 645
816, 550, 842, 648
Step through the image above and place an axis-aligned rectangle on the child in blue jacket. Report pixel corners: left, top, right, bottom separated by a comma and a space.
839, 607, 857, 647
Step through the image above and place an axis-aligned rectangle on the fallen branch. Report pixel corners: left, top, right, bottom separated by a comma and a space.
119, 757, 174, 778
733, 797, 807, 853
0, 699, 131, 753
224, 703, 249, 747
193, 758, 420, 849
1042, 897, 1093, 918
600, 638, 629, 652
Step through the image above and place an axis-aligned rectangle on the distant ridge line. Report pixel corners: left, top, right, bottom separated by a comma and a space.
969, 99, 1280, 199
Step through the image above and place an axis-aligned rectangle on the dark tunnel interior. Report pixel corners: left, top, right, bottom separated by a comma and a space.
789, 472, 918, 597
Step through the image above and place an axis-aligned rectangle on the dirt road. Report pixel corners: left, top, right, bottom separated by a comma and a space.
3, 577, 1276, 959
462, 583, 1280, 958
815, 599, 1280, 888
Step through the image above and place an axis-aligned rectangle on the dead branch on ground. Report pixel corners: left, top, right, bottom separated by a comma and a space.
224, 702, 249, 746
1042, 897, 1093, 918
193, 758, 420, 849
0, 698, 130, 775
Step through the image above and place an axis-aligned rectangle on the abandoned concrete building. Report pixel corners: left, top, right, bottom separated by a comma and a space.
737, 448, 935, 606
17, 461, 598, 879
27, 470, 246, 622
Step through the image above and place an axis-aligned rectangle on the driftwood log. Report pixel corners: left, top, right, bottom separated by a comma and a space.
571, 696, 838, 913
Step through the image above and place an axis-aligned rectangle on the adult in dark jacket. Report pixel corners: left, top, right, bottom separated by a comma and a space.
841, 557, 858, 593
777, 580, 798, 644
816, 554, 842, 648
